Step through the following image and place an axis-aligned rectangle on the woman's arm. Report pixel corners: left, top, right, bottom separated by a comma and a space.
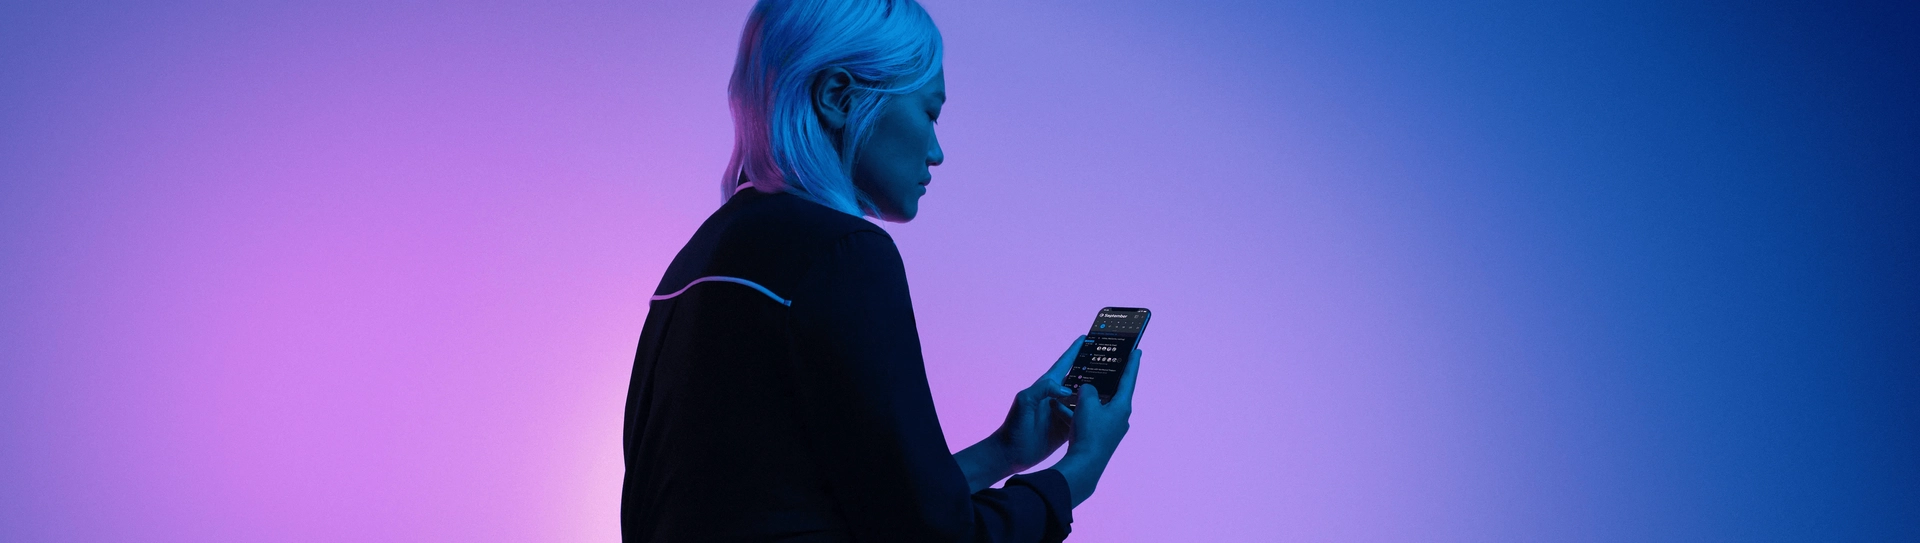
787, 230, 1072, 543
953, 337, 1082, 493
1053, 348, 1140, 507
954, 438, 1018, 493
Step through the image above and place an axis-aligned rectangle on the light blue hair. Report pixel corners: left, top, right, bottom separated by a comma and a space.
723, 0, 944, 217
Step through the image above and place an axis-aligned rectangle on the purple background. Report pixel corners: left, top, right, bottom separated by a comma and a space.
4, 1, 1916, 541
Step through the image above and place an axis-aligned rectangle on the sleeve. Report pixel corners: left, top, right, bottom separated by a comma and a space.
786, 230, 1073, 543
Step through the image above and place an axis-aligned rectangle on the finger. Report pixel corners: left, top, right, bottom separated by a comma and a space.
1024, 379, 1071, 402
1115, 348, 1142, 406
1016, 383, 1041, 403
1055, 399, 1077, 440
1076, 381, 1101, 408
1040, 381, 1073, 399
1041, 335, 1086, 384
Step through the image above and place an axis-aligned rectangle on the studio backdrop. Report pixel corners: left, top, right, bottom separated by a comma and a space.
2, 1, 1915, 541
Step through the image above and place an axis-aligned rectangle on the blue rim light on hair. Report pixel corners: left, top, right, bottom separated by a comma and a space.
721, 0, 944, 218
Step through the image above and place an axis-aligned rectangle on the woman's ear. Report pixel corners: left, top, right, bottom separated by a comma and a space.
812, 67, 853, 131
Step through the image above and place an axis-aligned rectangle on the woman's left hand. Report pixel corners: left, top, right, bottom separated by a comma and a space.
991, 336, 1081, 472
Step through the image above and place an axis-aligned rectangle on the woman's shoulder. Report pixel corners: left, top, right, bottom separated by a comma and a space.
652, 190, 896, 300
729, 190, 891, 246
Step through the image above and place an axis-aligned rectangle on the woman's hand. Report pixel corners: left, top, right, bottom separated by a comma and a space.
993, 336, 1081, 470
1054, 347, 1139, 507
953, 336, 1083, 493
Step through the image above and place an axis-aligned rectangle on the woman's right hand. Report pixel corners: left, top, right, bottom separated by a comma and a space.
1055, 347, 1140, 507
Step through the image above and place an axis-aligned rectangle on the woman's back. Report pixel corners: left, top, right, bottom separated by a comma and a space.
623, 188, 870, 540
622, 189, 1073, 542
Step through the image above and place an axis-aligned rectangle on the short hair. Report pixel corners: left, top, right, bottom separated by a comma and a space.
722, 0, 944, 217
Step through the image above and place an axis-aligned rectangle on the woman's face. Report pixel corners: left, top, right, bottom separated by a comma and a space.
853, 69, 945, 223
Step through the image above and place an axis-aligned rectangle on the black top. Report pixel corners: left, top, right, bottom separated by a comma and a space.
622, 188, 1074, 542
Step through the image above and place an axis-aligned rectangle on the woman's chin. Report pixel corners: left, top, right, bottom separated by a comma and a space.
882, 209, 918, 223
876, 200, 920, 223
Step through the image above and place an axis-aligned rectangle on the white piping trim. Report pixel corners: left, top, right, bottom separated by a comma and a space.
732, 182, 756, 195
650, 276, 792, 306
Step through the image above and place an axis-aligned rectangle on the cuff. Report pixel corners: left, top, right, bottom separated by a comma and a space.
1006, 469, 1074, 542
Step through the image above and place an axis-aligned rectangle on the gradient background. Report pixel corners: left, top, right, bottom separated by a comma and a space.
3, 1, 1917, 541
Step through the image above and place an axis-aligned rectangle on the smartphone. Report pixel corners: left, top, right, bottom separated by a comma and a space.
1062, 307, 1151, 408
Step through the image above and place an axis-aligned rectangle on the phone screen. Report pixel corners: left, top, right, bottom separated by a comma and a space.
1063, 307, 1150, 408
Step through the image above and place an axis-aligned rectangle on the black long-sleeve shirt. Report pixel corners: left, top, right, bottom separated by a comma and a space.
622, 187, 1073, 542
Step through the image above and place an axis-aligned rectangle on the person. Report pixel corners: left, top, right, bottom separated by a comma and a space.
621, 0, 1140, 541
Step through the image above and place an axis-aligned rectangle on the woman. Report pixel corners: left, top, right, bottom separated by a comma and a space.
622, 1, 1139, 541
